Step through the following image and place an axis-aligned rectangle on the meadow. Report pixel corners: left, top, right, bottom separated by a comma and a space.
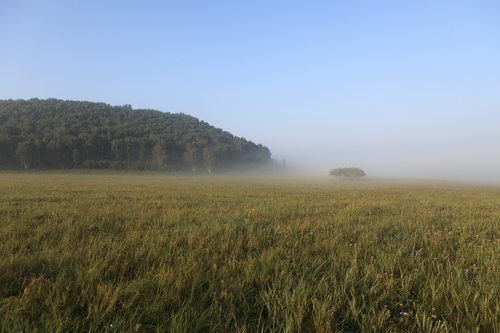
1, 172, 499, 332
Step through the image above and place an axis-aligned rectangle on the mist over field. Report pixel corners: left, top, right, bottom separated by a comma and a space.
1, 1, 499, 182
280, 146, 500, 184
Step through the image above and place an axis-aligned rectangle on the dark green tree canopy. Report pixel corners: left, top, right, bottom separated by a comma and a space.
0, 98, 272, 171
329, 167, 366, 180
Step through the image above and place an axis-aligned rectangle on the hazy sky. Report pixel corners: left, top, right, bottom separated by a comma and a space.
1, 1, 499, 182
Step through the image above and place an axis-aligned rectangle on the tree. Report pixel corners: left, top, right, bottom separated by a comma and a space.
152, 140, 168, 170
183, 147, 200, 171
15, 141, 35, 169
329, 167, 366, 180
203, 147, 215, 173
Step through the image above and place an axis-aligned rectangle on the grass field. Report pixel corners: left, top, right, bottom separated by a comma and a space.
1, 172, 500, 332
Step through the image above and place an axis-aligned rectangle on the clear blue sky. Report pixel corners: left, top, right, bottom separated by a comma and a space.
1, 1, 499, 181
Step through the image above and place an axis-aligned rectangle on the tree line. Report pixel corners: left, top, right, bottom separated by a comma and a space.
0, 98, 272, 171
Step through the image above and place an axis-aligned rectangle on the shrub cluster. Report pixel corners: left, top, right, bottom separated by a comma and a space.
329, 167, 366, 179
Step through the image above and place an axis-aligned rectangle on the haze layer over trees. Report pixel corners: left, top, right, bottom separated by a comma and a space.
0, 98, 271, 171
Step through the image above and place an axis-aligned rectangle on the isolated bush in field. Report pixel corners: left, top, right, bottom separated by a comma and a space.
329, 167, 366, 179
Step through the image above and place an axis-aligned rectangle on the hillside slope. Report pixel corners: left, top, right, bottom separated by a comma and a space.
0, 98, 271, 171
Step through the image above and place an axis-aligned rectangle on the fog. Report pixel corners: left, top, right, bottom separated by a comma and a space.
272, 144, 500, 184
1, 1, 499, 184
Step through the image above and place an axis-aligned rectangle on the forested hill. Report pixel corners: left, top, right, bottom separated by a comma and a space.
0, 98, 272, 171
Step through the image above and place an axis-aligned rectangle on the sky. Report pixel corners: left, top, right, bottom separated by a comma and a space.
1, 0, 499, 182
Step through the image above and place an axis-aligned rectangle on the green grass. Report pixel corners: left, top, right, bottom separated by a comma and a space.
1, 172, 500, 332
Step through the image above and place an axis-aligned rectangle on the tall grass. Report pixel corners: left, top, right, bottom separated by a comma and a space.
1, 172, 499, 332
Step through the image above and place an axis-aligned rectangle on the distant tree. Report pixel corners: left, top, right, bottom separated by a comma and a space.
152, 140, 168, 170
329, 168, 343, 178
72, 149, 80, 167
183, 147, 200, 171
15, 141, 35, 169
329, 167, 366, 180
203, 147, 215, 173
